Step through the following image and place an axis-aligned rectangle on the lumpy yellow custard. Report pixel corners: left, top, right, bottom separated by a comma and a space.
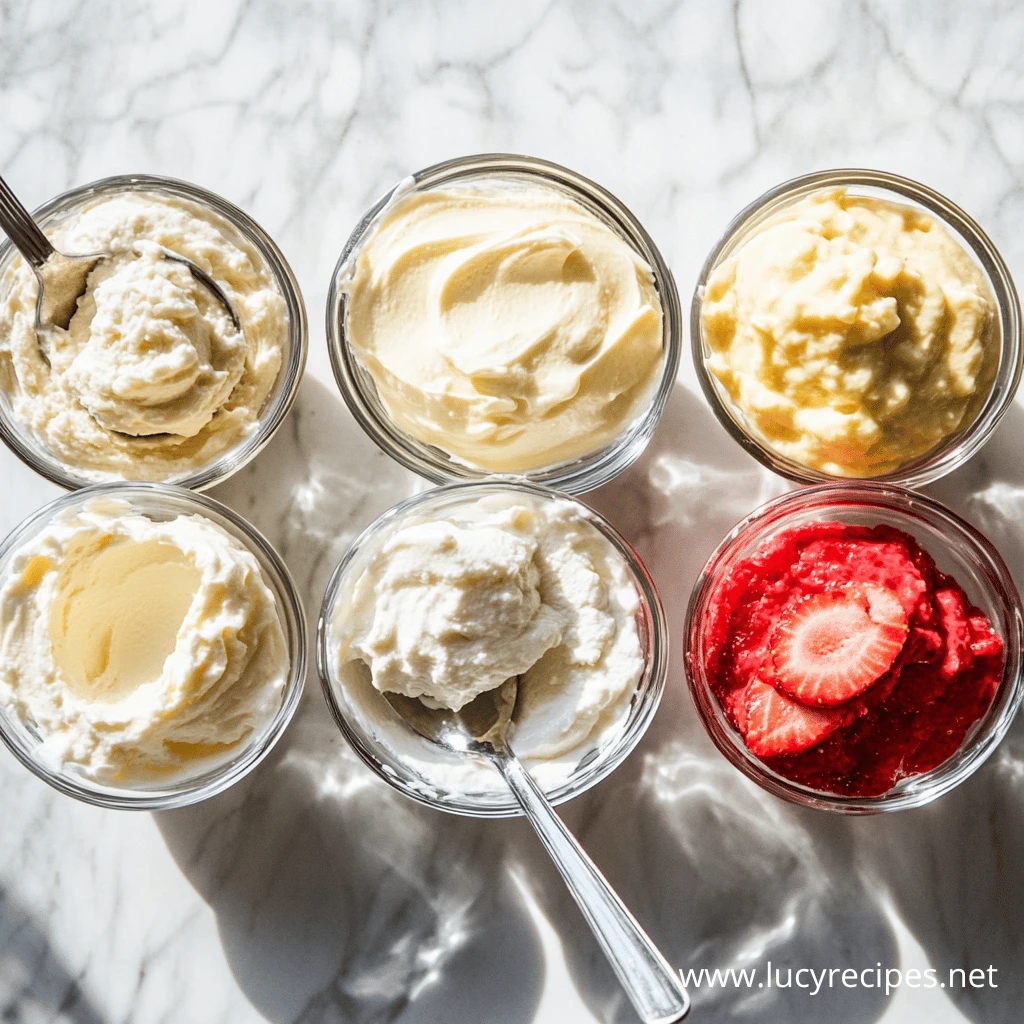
701, 189, 997, 476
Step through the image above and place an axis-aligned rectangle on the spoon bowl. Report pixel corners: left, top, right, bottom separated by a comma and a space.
34, 249, 104, 332
383, 677, 518, 756
0, 173, 240, 340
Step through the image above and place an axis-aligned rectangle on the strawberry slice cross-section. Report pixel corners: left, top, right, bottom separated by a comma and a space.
769, 583, 909, 707
743, 677, 845, 758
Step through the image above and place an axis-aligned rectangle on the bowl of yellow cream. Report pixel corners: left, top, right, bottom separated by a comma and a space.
327, 154, 681, 494
0, 483, 306, 808
692, 169, 1021, 486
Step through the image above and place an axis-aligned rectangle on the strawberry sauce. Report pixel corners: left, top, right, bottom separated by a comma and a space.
702, 521, 1003, 797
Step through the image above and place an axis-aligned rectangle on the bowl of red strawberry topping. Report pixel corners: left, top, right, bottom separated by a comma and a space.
685, 483, 1024, 811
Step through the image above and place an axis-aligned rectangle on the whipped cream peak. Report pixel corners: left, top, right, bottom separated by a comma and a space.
360, 514, 566, 711
334, 493, 645, 791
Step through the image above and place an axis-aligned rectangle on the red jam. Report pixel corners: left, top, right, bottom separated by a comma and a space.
702, 521, 1003, 797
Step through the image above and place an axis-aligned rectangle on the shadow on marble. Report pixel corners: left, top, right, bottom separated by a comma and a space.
208, 374, 420, 604
855, 399, 1024, 1024
0, 885, 104, 1024
157, 377, 546, 1024
157, 701, 545, 1024
855, 723, 1024, 1024
522, 383, 899, 1023
929, 399, 1024, 587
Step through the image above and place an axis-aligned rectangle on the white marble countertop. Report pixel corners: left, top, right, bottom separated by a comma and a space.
2, 1, 1023, 1022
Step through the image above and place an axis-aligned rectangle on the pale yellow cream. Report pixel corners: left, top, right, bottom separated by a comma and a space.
50, 539, 201, 702
343, 183, 664, 472
0, 498, 289, 781
702, 189, 997, 476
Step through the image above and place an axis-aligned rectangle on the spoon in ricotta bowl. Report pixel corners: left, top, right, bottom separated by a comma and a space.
322, 485, 688, 1023
384, 679, 690, 1023
0, 173, 239, 347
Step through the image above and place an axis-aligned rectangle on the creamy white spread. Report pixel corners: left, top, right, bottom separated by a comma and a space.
343, 183, 664, 473
333, 493, 645, 791
0, 498, 289, 781
0, 192, 288, 480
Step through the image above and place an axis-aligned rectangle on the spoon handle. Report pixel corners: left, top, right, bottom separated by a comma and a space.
494, 752, 690, 1024
0, 174, 54, 268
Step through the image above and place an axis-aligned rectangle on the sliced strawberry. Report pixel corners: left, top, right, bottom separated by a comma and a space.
969, 615, 1004, 661
769, 583, 908, 707
935, 587, 974, 679
728, 686, 751, 735
743, 677, 845, 757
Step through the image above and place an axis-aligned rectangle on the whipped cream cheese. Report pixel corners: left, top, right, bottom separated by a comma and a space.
0, 498, 289, 781
333, 492, 645, 791
343, 182, 664, 473
0, 191, 287, 480
702, 189, 997, 476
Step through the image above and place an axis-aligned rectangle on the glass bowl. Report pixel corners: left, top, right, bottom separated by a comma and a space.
317, 480, 668, 818
326, 153, 682, 495
0, 482, 307, 809
684, 483, 1024, 813
0, 173, 308, 491
691, 169, 1022, 488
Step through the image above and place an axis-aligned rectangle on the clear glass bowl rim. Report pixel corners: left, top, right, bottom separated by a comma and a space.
0, 481, 308, 810
325, 152, 682, 496
316, 479, 669, 818
690, 167, 1023, 488
0, 172, 308, 492
683, 481, 1024, 813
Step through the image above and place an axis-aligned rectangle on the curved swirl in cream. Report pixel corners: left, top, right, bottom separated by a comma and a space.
344, 184, 664, 472
0, 498, 289, 780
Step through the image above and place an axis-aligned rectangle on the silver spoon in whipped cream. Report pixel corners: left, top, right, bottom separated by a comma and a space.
0, 173, 240, 341
383, 677, 691, 1024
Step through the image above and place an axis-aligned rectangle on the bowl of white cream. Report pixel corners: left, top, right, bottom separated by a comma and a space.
0, 483, 306, 809
317, 481, 668, 817
326, 154, 681, 495
0, 174, 307, 490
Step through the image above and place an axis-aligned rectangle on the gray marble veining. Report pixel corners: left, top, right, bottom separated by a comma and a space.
2, 2, 1023, 1022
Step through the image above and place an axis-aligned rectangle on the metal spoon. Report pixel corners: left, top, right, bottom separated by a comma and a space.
0, 173, 240, 339
383, 678, 690, 1024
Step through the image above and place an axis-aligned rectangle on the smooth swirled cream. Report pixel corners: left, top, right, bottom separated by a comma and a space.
333, 493, 645, 791
702, 189, 997, 476
0, 498, 289, 781
343, 183, 664, 472
0, 192, 288, 480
